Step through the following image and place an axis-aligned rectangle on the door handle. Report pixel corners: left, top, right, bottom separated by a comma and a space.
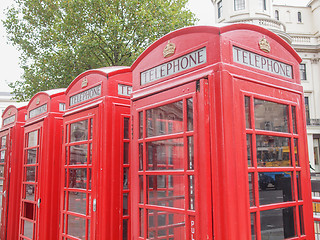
37, 198, 41, 208
3, 190, 6, 198
93, 199, 97, 212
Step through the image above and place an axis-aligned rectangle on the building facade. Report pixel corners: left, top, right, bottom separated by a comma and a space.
211, 0, 320, 171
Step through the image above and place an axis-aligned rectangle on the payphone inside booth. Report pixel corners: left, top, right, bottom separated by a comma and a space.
0, 104, 26, 240
131, 25, 315, 239
19, 89, 66, 240
61, 66, 132, 240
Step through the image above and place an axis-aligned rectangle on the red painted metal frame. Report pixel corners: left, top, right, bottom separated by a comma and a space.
61, 67, 132, 240
0, 105, 26, 240
18, 89, 66, 240
131, 24, 314, 239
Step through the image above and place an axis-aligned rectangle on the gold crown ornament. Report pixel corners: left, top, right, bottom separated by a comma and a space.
163, 41, 176, 58
259, 37, 271, 53
81, 78, 88, 88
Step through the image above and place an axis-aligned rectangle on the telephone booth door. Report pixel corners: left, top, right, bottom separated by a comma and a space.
0, 130, 9, 234
132, 80, 212, 239
61, 108, 98, 240
20, 122, 42, 240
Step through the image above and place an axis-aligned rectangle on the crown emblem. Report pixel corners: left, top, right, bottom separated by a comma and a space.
8, 110, 12, 116
259, 37, 271, 53
163, 41, 176, 58
36, 98, 40, 105
81, 78, 88, 88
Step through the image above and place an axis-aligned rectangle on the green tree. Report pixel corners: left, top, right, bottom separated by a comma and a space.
3, 0, 197, 101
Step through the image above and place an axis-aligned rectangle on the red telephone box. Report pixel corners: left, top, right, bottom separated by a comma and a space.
61, 66, 132, 240
19, 89, 66, 240
131, 24, 314, 239
0, 104, 26, 240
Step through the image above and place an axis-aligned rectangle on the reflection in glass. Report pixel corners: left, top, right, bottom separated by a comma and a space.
0, 151, 5, 163
27, 149, 37, 164
139, 176, 143, 204
140, 208, 144, 237
256, 135, 291, 167
294, 139, 299, 166
24, 184, 35, 201
188, 137, 194, 170
65, 146, 68, 165
249, 173, 255, 207
123, 142, 129, 164
123, 193, 128, 215
146, 101, 183, 137
66, 124, 69, 143
254, 99, 288, 132
0, 166, 4, 178
147, 175, 184, 209
1, 136, 6, 148
187, 98, 193, 131
292, 106, 297, 134
124, 118, 129, 139
68, 192, 87, 215
247, 134, 252, 167
70, 120, 88, 142
28, 130, 38, 147
299, 205, 305, 235
245, 96, 251, 129
258, 172, 293, 205
260, 207, 296, 239
90, 119, 93, 140
147, 138, 184, 171
67, 215, 86, 239
297, 172, 302, 200
69, 168, 87, 189
139, 112, 143, 139
189, 175, 195, 210
147, 209, 185, 239
123, 168, 129, 189
23, 220, 34, 239
26, 166, 36, 182
70, 144, 88, 165
251, 213, 256, 240
139, 143, 143, 171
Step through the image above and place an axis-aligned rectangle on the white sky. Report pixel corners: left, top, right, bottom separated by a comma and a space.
0, 0, 310, 93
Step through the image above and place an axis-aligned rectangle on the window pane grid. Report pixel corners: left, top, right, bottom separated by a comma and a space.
245, 95, 303, 238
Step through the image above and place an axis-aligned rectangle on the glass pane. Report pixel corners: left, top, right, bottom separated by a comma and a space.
260, 207, 296, 239
123, 219, 128, 240
24, 184, 35, 201
251, 213, 256, 240
292, 106, 297, 134
139, 112, 143, 139
146, 101, 183, 137
297, 172, 302, 200
140, 208, 144, 237
139, 143, 143, 171
0, 151, 5, 163
188, 136, 194, 170
66, 124, 69, 143
139, 176, 144, 203
70, 144, 88, 165
27, 149, 37, 164
123, 142, 129, 164
247, 134, 252, 167
147, 209, 185, 239
70, 120, 88, 142
245, 96, 251, 129
1, 136, 6, 148
90, 119, 93, 140
89, 143, 92, 165
0, 165, 4, 178
254, 99, 288, 132
68, 192, 87, 215
189, 175, 195, 210
187, 98, 193, 131
28, 130, 38, 147
249, 173, 255, 207
23, 202, 35, 220
67, 215, 86, 239
123, 193, 129, 215
124, 118, 129, 139
123, 168, 129, 189
147, 138, 184, 171
299, 205, 305, 235
69, 168, 87, 189
23, 220, 34, 239
256, 135, 291, 167
258, 172, 293, 205
294, 139, 299, 166
147, 175, 184, 209
26, 166, 36, 182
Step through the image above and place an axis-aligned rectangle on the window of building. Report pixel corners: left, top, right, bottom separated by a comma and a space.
298, 12, 302, 23
234, 0, 245, 11
275, 10, 279, 20
218, 1, 223, 18
259, 0, 266, 11
300, 63, 307, 80
305, 96, 310, 125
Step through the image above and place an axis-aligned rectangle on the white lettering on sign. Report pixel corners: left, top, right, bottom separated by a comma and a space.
140, 47, 207, 85
3, 115, 16, 126
191, 220, 195, 240
29, 104, 47, 118
118, 84, 132, 96
233, 46, 293, 79
70, 85, 101, 106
